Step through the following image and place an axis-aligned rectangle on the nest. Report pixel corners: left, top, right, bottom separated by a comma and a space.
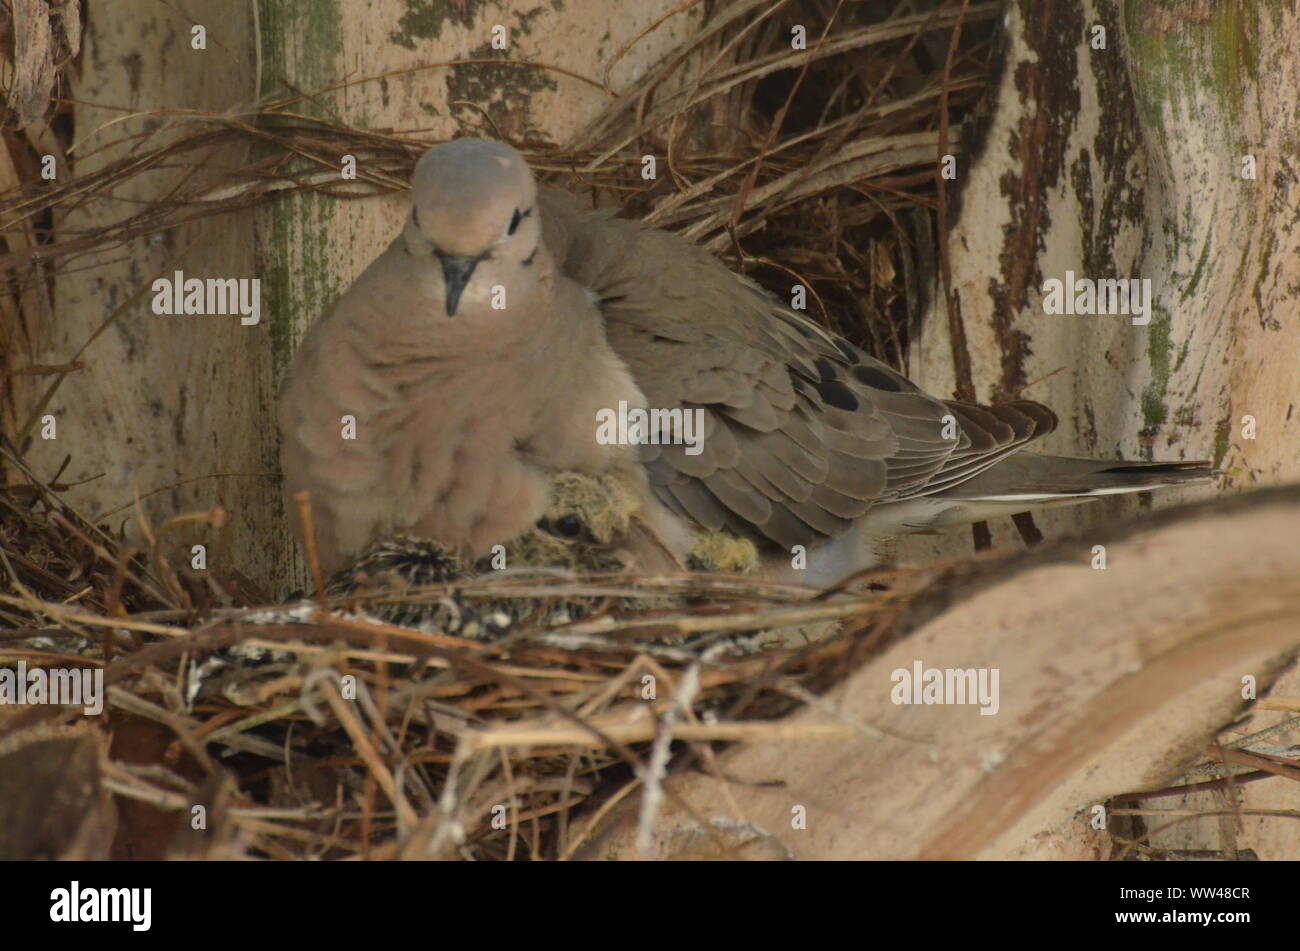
1, 444, 961, 859
0, 1, 1007, 859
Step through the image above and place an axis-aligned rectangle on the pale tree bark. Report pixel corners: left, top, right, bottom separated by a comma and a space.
12, 1, 263, 576
906, 0, 1300, 564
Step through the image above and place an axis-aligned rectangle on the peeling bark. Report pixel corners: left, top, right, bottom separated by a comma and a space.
895, 0, 1300, 857
905, 0, 1299, 561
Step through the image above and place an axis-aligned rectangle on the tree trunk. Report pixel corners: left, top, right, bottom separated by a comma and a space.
904, 0, 1300, 566
12, 0, 265, 574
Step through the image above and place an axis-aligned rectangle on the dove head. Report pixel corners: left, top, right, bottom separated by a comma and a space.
406, 139, 544, 317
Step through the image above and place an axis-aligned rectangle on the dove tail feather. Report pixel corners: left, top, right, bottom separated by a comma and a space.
934, 455, 1214, 502
855, 456, 1214, 543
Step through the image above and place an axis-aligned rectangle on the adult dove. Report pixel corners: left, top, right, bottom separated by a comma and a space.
279, 141, 651, 576
280, 138, 1211, 584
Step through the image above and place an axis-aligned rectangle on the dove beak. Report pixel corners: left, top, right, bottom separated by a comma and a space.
440, 255, 479, 316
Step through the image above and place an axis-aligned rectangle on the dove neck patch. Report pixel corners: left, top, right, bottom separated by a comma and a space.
507, 205, 533, 237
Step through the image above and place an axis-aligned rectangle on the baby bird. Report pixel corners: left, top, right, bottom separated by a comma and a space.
493, 471, 639, 573
324, 471, 642, 637
324, 470, 762, 639
322, 535, 480, 635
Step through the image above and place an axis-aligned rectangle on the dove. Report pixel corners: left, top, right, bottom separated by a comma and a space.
280, 138, 1211, 588
278, 141, 659, 577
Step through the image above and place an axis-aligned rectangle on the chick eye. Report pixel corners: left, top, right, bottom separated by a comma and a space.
553, 515, 583, 538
